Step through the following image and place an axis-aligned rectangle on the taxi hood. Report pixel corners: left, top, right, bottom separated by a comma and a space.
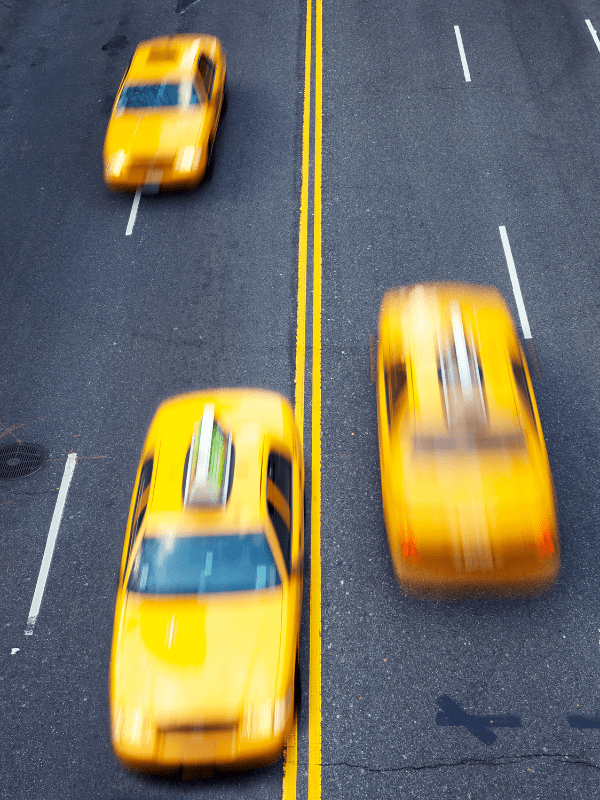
106, 109, 204, 159
114, 588, 283, 724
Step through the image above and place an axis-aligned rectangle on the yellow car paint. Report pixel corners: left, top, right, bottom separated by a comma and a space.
110, 389, 304, 771
103, 35, 226, 191
377, 282, 559, 597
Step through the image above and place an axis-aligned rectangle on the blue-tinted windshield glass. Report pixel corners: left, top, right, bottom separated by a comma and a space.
128, 533, 280, 595
117, 83, 200, 108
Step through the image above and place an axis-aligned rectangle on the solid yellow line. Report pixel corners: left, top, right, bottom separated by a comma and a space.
294, 0, 312, 443
284, 0, 312, 798
308, 0, 323, 797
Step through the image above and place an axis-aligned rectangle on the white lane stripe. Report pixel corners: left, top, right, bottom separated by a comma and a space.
125, 187, 142, 236
499, 226, 532, 340
454, 25, 471, 82
25, 453, 77, 635
586, 19, 600, 53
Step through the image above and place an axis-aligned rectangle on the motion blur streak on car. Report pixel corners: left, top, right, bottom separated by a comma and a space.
377, 282, 559, 598
110, 390, 304, 772
103, 34, 226, 191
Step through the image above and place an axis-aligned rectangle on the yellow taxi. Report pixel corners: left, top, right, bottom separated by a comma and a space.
110, 390, 304, 771
103, 34, 226, 190
377, 282, 559, 597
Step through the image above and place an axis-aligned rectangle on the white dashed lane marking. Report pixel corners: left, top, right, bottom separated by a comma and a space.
125, 187, 142, 236
24, 452, 77, 636
454, 26, 471, 83
586, 19, 600, 53
499, 226, 532, 340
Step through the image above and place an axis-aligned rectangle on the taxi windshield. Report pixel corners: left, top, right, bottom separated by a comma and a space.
128, 533, 281, 595
118, 83, 200, 108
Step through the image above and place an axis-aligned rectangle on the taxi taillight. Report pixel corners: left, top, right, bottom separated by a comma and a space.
401, 527, 419, 563
536, 518, 555, 559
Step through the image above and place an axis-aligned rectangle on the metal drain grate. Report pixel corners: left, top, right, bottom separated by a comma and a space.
0, 443, 45, 480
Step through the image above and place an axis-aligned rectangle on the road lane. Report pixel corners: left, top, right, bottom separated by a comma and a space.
0, 1, 306, 798
5, 1, 600, 799
318, 1, 600, 798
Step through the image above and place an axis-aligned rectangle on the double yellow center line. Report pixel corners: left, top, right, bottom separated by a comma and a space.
285, 0, 323, 798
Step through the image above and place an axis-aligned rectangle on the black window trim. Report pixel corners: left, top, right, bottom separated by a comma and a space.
266, 451, 293, 575
197, 54, 215, 100
126, 457, 153, 579
385, 360, 408, 428
512, 353, 535, 422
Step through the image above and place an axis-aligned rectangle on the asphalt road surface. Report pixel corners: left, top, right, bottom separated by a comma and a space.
2, 1, 600, 799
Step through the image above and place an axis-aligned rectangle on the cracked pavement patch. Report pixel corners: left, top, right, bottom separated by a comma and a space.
314, 753, 600, 772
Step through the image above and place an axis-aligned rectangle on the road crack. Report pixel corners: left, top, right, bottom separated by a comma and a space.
310, 752, 600, 772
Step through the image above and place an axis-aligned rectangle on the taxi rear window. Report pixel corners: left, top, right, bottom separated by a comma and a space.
412, 431, 525, 453
128, 533, 280, 595
118, 83, 200, 108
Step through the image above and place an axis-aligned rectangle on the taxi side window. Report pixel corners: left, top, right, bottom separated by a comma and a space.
127, 458, 153, 567
385, 362, 407, 425
197, 55, 215, 100
512, 355, 535, 421
266, 452, 292, 574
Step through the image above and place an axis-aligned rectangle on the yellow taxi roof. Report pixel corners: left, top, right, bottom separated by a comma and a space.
142, 389, 290, 531
126, 35, 218, 84
380, 282, 522, 436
